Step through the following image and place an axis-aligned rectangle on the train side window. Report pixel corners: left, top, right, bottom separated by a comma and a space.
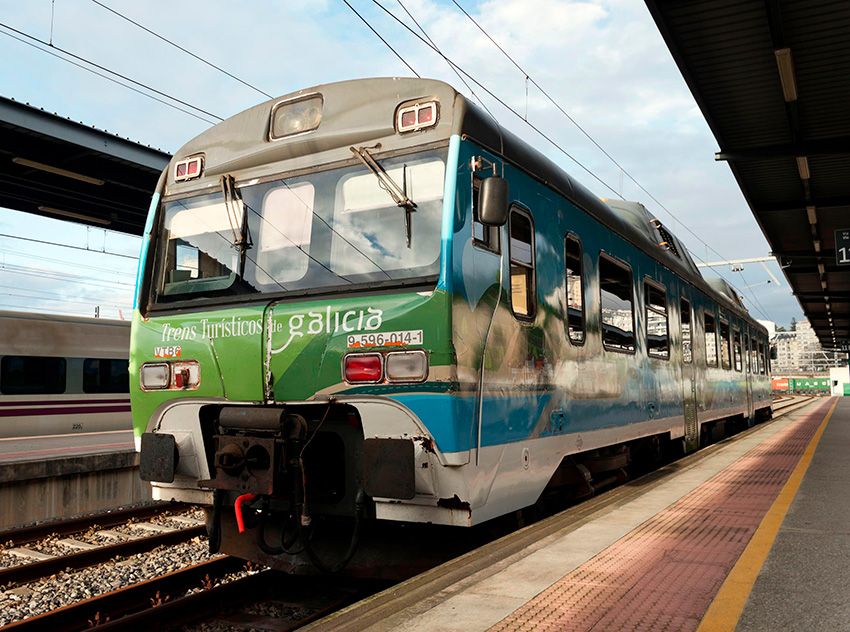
733, 329, 743, 372
645, 281, 669, 359
704, 312, 718, 367
719, 319, 732, 369
83, 359, 130, 394
744, 333, 751, 373
0, 356, 66, 394
509, 208, 536, 319
472, 176, 500, 253
681, 298, 692, 363
760, 341, 767, 375
564, 234, 585, 344
599, 255, 635, 353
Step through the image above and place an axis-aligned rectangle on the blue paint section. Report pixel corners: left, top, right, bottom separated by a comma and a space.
437, 134, 461, 292
133, 192, 160, 309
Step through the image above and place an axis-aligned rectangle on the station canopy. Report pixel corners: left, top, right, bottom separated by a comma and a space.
646, 0, 850, 349
0, 95, 170, 236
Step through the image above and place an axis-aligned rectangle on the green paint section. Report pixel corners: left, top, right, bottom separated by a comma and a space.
130, 289, 452, 435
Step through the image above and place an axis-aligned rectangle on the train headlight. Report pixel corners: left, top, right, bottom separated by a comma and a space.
140, 363, 170, 390
386, 350, 428, 383
269, 94, 323, 140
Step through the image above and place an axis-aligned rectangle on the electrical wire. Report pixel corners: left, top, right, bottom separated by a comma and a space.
364, 0, 622, 198
395, 0, 494, 119
341, 0, 420, 77
0, 232, 138, 260
449, 0, 775, 321
0, 21, 223, 122
89, 0, 274, 99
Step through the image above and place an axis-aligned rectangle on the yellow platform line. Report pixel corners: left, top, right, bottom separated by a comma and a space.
697, 398, 838, 632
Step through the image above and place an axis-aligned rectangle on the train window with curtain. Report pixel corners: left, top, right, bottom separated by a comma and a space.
564, 234, 585, 344
733, 329, 743, 372
645, 281, 669, 359
704, 312, 718, 366
472, 176, 500, 253
83, 359, 130, 393
681, 298, 693, 363
0, 356, 66, 394
599, 255, 635, 353
719, 319, 732, 369
509, 208, 535, 319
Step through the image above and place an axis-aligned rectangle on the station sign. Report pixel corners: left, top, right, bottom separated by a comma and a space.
836, 229, 850, 266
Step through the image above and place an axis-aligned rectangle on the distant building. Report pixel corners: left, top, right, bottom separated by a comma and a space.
771, 318, 846, 374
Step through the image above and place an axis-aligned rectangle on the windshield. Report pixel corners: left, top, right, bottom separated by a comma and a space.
153, 148, 447, 303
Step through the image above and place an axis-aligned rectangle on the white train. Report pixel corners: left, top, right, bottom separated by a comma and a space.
0, 311, 131, 438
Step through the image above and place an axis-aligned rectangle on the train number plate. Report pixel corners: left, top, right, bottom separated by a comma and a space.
347, 330, 423, 349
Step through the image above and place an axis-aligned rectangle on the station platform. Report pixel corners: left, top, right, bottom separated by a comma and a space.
0, 430, 149, 530
313, 397, 843, 632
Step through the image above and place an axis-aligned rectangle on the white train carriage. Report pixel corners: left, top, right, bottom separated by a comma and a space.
0, 311, 131, 438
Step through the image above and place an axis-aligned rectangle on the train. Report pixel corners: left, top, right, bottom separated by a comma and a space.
131, 78, 772, 574
0, 310, 131, 438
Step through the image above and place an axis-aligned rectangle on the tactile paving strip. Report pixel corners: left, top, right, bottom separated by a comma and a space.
489, 401, 831, 632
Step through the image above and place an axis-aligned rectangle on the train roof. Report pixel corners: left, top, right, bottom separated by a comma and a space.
0, 310, 129, 359
166, 77, 763, 331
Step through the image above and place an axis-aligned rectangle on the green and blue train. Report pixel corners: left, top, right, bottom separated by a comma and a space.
132, 78, 772, 572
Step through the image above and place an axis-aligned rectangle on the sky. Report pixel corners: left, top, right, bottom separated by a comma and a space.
0, 0, 802, 326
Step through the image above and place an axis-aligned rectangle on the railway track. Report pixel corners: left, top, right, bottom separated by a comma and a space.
2, 556, 377, 631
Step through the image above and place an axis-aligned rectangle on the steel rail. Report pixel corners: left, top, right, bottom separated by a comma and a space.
0, 525, 205, 587
1, 556, 245, 631
0, 502, 188, 548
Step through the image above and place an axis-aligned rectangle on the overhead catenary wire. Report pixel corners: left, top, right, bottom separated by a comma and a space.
0, 28, 217, 125
89, 0, 274, 100
361, 0, 622, 198
367, 0, 774, 321
0, 20, 223, 123
395, 0, 495, 119
449, 0, 775, 321
341, 0, 420, 78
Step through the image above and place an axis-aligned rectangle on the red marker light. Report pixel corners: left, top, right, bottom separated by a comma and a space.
417, 106, 433, 124
343, 353, 383, 383
187, 159, 199, 175
401, 110, 416, 128
176, 163, 187, 177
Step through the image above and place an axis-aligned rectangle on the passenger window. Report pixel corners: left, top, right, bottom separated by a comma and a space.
472, 176, 500, 252
1, 356, 66, 394
509, 209, 535, 318
719, 319, 732, 369
744, 334, 751, 373
645, 282, 669, 359
760, 341, 768, 375
564, 235, 584, 344
84, 359, 130, 393
704, 312, 718, 367
681, 298, 692, 364
733, 329, 743, 372
599, 255, 635, 353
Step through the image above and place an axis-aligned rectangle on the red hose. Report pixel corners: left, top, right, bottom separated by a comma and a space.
234, 493, 257, 534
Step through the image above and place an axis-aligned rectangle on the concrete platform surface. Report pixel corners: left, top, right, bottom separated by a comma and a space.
0, 429, 134, 464
311, 398, 837, 632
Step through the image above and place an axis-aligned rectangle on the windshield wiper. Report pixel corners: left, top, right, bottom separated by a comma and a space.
350, 145, 417, 247
220, 174, 252, 253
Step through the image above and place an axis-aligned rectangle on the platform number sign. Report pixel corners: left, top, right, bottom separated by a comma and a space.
836, 229, 850, 266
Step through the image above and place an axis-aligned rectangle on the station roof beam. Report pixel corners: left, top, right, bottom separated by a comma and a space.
645, 0, 850, 349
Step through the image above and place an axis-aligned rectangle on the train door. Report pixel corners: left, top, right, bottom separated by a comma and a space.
680, 296, 699, 451
744, 330, 754, 423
